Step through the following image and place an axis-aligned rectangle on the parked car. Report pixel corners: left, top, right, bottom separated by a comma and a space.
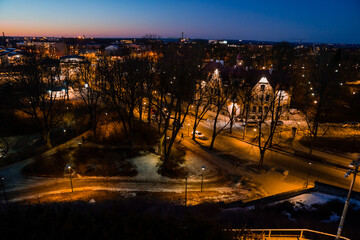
194, 131, 207, 140
342, 121, 360, 127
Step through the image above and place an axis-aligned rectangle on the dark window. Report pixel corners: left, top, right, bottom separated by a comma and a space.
266, 94, 270, 101
258, 106, 262, 113
264, 106, 269, 112
260, 84, 265, 91
252, 106, 257, 113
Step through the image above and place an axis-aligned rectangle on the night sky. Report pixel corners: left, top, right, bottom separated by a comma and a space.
1, 0, 360, 43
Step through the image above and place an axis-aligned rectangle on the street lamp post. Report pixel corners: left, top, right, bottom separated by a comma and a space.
0, 177, 8, 205
201, 166, 205, 192
335, 158, 360, 240
68, 166, 73, 192
187, 123, 190, 136
63, 129, 67, 148
305, 162, 312, 188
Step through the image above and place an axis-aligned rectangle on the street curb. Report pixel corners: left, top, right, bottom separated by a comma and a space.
223, 187, 314, 208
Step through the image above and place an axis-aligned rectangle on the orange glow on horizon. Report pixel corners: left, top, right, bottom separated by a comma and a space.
0, 20, 149, 38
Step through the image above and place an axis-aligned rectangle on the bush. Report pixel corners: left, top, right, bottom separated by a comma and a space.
157, 146, 188, 178
22, 147, 138, 177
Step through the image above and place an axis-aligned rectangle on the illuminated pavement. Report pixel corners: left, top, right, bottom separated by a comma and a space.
0, 119, 359, 204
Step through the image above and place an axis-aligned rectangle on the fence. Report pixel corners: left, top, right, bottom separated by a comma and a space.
225, 229, 350, 240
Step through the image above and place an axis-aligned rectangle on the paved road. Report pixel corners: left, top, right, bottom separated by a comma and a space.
190, 119, 360, 193
0, 117, 358, 204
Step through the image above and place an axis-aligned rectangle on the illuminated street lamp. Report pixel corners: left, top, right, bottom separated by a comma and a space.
0, 177, 7, 205
63, 129, 67, 148
67, 165, 74, 192
201, 166, 205, 192
335, 158, 360, 240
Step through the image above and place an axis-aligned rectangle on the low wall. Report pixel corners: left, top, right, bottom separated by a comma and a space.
314, 181, 360, 201
224, 187, 314, 208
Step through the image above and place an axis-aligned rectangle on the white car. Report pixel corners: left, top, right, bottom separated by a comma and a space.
194, 131, 207, 140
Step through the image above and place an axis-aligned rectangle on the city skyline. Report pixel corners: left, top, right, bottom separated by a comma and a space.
1, 0, 360, 44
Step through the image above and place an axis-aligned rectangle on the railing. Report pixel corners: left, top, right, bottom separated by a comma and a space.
225, 229, 351, 240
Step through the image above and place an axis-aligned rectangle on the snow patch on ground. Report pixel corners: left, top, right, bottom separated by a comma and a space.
287, 192, 360, 209
128, 153, 165, 181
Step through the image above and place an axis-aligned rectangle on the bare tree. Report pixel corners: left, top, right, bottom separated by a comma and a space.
209, 70, 232, 150
156, 45, 198, 165
254, 80, 289, 169
298, 50, 341, 156
74, 61, 105, 137
239, 78, 253, 138
14, 58, 65, 149
145, 58, 157, 125
191, 79, 213, 140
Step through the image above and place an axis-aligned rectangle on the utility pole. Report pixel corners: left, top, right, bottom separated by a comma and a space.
335, 159, 360, 240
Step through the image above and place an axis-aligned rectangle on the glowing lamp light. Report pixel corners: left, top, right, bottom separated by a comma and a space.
314, 100, 318, 104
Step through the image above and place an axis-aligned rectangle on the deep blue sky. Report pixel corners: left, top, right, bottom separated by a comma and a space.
1, 0, 360, 43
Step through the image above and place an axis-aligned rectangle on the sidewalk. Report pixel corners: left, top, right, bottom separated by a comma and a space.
226, 129, 355, 170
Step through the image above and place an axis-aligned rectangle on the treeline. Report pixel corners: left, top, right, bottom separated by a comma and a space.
2, 42, 360, 169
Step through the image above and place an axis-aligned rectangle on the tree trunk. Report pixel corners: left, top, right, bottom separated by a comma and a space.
229, 101, 236, 134
92, 123, 97, 138
147, 96, 152, 125
192, 125, 197, 141
139, 97, 143, 121
242, 109, 248, 139
43, 131, 52, 149
258, 150, 265, 169
210, 110, 220, 150
210, 132, 216, 150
